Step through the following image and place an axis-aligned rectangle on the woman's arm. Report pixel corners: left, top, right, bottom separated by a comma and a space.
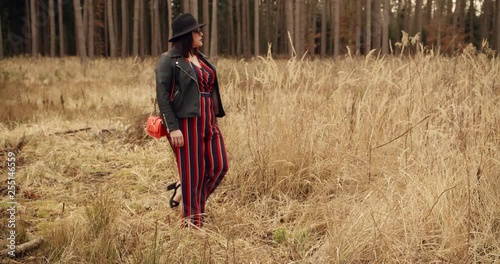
156, 53, 179, 132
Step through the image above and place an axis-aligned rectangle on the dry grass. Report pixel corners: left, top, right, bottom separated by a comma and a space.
0, 51, 499, 263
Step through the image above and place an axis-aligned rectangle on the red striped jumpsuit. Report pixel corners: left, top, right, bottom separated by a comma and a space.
170, 57, 229, 227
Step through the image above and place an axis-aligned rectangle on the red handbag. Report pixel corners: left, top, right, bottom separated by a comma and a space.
146, 115, 167, 139
146, 87, 168, 139
147, 60, 176, 139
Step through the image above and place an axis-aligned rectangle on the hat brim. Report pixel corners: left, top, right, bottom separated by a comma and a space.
168, 23, 208, 42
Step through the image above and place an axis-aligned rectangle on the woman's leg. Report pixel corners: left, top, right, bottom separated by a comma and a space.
204, 133, 229, 196
199, 97, 229, 217
173, 117, 206, 227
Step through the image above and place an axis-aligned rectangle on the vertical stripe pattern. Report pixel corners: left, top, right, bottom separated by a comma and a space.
169, 59, 228, 227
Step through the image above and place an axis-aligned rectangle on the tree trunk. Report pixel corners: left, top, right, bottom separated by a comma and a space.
437, 0, 443, 53
266, 0, 271, 52
203, 0, 210, 55
139, 0, 145, 57
404, 0, 411, 34
88, 0, 94, 59
333, 0, 340, 57
254, 0, 259, 57
151, 0, 162, 56
0, 12, 3, 59
150, 1, 156, 56
107, 0, 117, 57
133, 0, 140, 56
373, 0, 381, 50
228, 0, 235, 55
183, 0, 191, 13
159, 0, 167, 51
356, 0, 361, 54
83, 0, 88, 48
496, 0, 500, 51
73, 0, 87, 61
309, 0, 317, 56
236, 0, 241, 56
242, 0, 250, 57
113, 0, 120, 54
49, 0, 55, 57
446, 0, 453, 20
246, 0, 252, 57
286, 0, 294, 56
299, 0, 306, 56
321, 0, 327, 56
154, 0, 161, 55
452, 0, 459, 51
121, 0, 128, 57
105, 0, 108, 56
382, 0, 389, 54
414, 0, 422, 35
167, 0, 172, 45
458, 0, 466, 34
25, 0, 31, 54
454, 0, 467, 50
192, 0, 199, 19
96, 0, 104, 57
365, 0, 371, 53
210, 0, 218, 58
348, 0, 355, 51
273, 0, 283, 55
425, 0, 433, 25
468, 0, 474, 43
42, 1, 49, 55
296, 0, 301, 56
481, 0, 490, 41
242, 0, 247, 56
329, 0, 333, 54
396, 0, 402, 35
31, 0, 38, 57
294, 0, 302, 56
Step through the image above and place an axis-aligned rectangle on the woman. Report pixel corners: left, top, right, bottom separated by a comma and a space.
156, 13, 229, 228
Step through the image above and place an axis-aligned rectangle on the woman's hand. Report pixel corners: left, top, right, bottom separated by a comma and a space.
169, 130, 184, 147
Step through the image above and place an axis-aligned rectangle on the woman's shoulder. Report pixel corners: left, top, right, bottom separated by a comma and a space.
160, 48, 182, 60
158, 49, 181, 66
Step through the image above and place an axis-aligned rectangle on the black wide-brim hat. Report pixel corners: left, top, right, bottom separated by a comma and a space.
169, 13, 207, 42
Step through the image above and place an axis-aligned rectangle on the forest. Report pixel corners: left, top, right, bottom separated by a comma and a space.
1, 0, 499, 59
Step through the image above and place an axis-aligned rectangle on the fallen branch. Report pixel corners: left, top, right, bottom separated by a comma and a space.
0, 237, 44, 258
53, 127, 92, 135
371, 115, 431, 151
424, 185, 458, 220
1, 135, 26, 154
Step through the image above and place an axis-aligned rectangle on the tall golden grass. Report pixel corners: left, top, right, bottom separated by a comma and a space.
0, 50, 499, 263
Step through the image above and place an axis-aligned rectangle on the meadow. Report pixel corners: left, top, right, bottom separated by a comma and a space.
0, 50, 499, 263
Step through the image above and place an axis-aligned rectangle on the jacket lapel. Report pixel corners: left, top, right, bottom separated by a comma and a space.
169, 48, 197, 82
176, 58, 197, 82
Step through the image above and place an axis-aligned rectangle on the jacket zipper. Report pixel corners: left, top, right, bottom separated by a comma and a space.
171, 90, 179, 101
162, 113, 170, 133
171, 60, 180, 102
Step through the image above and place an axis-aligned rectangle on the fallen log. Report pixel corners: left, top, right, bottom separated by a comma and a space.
0, 237, 44, 258
1, 135, 26, 154
53, 127, 92, 135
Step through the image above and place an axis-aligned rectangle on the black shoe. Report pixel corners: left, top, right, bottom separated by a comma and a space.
166, 182, 181, 208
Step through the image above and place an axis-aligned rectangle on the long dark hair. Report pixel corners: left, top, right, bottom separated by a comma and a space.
172, 33, 198, 58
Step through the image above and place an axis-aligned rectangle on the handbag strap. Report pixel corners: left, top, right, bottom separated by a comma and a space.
153, 58, 177, 115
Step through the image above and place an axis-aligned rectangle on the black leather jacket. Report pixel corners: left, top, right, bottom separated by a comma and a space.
156, 47, 225, 132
